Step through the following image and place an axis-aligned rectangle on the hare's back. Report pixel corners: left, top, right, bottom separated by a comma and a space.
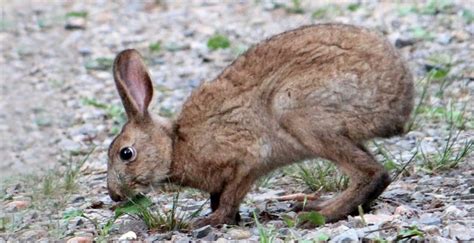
256, 24, 414, 139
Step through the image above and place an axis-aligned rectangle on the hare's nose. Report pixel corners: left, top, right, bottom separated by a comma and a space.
107, 183, 123, 202
108, 187, 124, 202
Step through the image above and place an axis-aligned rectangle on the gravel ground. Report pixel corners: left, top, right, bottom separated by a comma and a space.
1, 0, 473, 242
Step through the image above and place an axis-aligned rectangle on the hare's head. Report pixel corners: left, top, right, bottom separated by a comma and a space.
107, 49, 173, 202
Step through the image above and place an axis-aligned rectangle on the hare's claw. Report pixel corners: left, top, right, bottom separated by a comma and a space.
192, 216, 215, 228
291, 199, 324, 212
192, 213, 239, 229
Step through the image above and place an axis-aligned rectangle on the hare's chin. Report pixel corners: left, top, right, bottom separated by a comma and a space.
134, 184, 152, 194
151, 178, 168, 187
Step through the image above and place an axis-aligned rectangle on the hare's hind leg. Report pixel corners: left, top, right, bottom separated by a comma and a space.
281, 114, 390, 223
313, 142, 390, 222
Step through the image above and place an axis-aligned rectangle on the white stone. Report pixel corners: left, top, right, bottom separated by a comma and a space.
118, 231, 137, 240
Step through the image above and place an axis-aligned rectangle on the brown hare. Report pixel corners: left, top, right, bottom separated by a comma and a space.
106, 23, 414, 227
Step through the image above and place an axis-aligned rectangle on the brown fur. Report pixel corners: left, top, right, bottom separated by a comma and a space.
107, 24, 414, 227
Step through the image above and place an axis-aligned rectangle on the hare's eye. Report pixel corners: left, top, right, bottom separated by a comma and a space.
119, 147, 136, 162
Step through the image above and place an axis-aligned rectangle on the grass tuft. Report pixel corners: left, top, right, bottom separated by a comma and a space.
410, 26, 434, 40
84, 57, 114, 71
0, 149, 95, 238
65, 11, 88, 18
419, 129, 473, 173
81, 98, 126, 135
347, 3, 361, 12
41, 173, 55, 196
254, 171, 278, 191
207, 34, 231, 50
406, 72, 433, 131
372, 142, 403, 173
63, 209, 115, 242
64, 148, 94, 191
288, 160, 348, 192
253, 211, 278, 243
149, 41, 162, 53
462, 9, 474, 23
418, 0, 453, 15
115, 193, 201, 232
395, 225, 425, 241
311, 5, 342, 19
397, 0, 453, 16
286, 0, 305, 14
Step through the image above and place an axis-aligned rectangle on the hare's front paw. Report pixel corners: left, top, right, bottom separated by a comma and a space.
297, 218, 323, 229
192, 214, 237, 228
192, 216, 221, 228
291, 200, 324, 212
192, 217, 212, 228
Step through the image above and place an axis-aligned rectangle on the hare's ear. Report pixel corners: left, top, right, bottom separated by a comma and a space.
113, 49, 153, 120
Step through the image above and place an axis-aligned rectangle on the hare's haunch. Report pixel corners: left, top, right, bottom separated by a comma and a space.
107, 24, 414, 227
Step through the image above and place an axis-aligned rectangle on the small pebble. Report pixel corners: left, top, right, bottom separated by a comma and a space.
192, 225, 212, 239
65, 17, 86, 30
227, 229, 252, 240
353, 214, 394, 226
119, 231, 137, 240
329, 228, 359, 243
446, 223, 473, 241
422, 225, 440, 235
443, 205, 468, 219
147, 232, 173, 241
66, 236, 93, 243
419, 213, 442, 226
394, 205, 417, 217
6, 200, 30, 211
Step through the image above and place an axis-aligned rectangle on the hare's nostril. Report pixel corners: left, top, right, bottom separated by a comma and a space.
109, 190, 123, 202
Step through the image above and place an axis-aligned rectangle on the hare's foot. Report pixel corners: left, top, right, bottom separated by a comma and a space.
291, 199, 324, 212
191, 193, 239, 228
317, 171, 391, 222
292, 169, 390, 224
292, 170, 389, 224
192, 213, 237, 228
290, 167, 390, 223
192, 211, 241, 228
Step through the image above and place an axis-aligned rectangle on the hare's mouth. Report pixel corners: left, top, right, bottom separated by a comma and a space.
130, 177, 168, 195
133, 180, 152, 193
152, 178, 168, 187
